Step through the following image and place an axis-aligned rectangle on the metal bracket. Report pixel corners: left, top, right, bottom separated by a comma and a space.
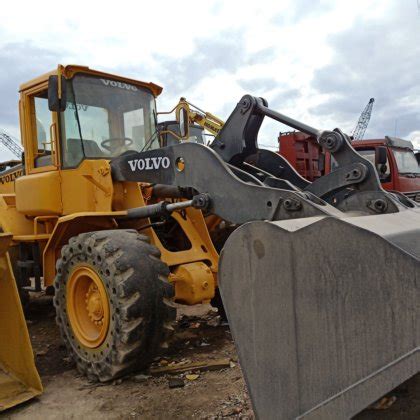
209, 94, 411, 213
304, 162, 368, 198
111, 143, 340, 224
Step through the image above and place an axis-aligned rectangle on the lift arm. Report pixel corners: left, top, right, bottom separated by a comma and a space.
112, 95, 414, 221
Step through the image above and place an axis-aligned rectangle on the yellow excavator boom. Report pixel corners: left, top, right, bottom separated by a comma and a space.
175, 97, 225, 136
0, 233, 42, 411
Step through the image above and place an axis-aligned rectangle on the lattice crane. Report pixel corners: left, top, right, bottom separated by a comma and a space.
352, 98, 375, 140
0, 130, 23, 159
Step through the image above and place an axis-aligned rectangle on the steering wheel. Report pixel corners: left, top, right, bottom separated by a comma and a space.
101, 137, 133, 152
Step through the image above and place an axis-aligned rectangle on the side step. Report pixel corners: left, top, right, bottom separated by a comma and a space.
219, 214, 420, 419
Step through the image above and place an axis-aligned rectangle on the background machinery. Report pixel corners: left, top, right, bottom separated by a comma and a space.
0, 66, 418, 418
278, 132, 420, 200
0, 130, 23, 160
0, 131, 23, 194
352, 97, 375, 140
174, 98, 224, 138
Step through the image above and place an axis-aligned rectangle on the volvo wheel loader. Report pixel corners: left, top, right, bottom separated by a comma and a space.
0, 65, 418, 418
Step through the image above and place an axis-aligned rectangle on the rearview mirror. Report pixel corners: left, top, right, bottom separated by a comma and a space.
48, 75, 67, 112
375, 146, 387, 165
176, 104, 190, 139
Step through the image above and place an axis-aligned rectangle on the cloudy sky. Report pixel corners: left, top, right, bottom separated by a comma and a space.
0, 0, 419, 160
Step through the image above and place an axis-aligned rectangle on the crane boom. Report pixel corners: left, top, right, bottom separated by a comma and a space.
352, 98, 374, 140
0, 130, 23, 159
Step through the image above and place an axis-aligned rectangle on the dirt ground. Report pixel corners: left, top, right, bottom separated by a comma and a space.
2, 296, 419, 420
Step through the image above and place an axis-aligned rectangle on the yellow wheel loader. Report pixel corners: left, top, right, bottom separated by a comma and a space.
0, 65, 418, 418
0, 233, 42, 411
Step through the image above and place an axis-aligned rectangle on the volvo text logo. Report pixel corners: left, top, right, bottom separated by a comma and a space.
101, 79, 138, 91
128, 157, 170, 171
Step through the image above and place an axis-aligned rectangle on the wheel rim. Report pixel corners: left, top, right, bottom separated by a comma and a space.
67, 265, 110, 348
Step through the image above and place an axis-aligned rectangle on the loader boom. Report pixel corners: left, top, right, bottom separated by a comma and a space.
211, 95, 396, 206
113, 95, 415, 220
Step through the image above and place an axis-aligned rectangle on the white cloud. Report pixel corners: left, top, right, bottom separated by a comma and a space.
410, 130, 420, 149
0, 0, 416, 160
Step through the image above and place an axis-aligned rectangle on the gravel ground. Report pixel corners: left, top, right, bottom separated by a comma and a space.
2, 296, 419, 419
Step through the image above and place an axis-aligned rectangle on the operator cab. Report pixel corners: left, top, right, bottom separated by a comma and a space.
19, 65, 164, 174
56, 73, 158, 168
385, 136, 420, 177
331, 136, 420, 184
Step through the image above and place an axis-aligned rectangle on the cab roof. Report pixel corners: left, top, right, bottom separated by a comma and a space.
352, 137, 414, 150
19, 64, 163, 97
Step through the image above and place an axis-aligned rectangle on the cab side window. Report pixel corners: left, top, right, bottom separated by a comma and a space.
358, 148, 391, 182
33, 93, 53, 167
331, 148, 391, 182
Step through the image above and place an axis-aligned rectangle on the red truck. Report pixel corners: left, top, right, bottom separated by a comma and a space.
278, 131, 420, 202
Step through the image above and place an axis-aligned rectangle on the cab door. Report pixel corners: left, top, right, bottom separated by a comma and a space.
15, 82, 62, 216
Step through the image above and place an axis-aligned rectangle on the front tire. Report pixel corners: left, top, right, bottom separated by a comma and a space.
53, 229, 175, 382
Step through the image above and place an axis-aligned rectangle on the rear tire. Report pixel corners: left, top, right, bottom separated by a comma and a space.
53, 229, 175, 382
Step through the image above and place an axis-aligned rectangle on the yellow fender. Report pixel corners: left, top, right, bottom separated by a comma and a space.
0, 233, 42, 411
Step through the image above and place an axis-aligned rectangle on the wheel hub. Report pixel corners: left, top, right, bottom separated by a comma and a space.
86, 284, 104, 325
66, 265, 110, 348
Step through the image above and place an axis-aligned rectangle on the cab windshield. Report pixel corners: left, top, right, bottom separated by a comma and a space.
393, 149, 420, 175
60, 74, 158, 168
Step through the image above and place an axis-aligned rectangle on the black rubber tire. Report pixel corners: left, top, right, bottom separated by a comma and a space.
53, 229, 175, 382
